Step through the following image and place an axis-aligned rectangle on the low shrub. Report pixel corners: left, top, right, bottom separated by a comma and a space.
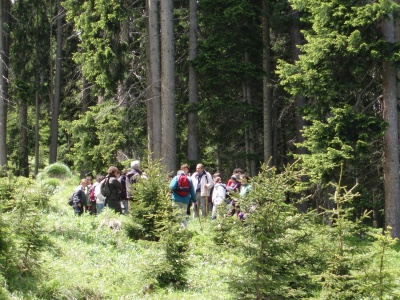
38, 162, 73, 180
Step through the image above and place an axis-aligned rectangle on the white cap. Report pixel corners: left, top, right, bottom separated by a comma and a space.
131, 160, 140, 169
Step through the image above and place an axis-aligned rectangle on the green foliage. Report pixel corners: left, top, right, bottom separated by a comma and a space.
217, 163, 315, 299
277, 0, 390, 222
60, 102, 146, 175
307, 167, 399, 299
40, 178, 61, 194
126, 161, 169, 241
149, 194, 193, 289
278, 0, 389, 103
352, 227, 400, 300
0, 176, 51, 293
313, 168, 366, 299
62, 0, 132, 96
0, 169, 398, 298
298, 105, 385, 185
38, 162, 73, 179
192, 0, 264, 171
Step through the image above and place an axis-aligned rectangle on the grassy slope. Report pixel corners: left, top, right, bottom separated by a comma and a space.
32, 185, 239, 300
5, 179, 400, 299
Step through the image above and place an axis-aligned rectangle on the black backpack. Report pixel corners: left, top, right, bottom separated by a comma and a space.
100, 177, 111, 197
68, 193, 74, 206
68, 192, 79, 206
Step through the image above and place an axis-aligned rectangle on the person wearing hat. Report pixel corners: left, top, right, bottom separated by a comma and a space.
126, 160, 144, 202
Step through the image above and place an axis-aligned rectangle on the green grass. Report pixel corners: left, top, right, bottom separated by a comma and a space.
3, 181, 400, 299
18, 191, 237, 299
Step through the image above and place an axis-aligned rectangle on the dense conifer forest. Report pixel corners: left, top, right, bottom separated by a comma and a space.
1, 0, 400, 298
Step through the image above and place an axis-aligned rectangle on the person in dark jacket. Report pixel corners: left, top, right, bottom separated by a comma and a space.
105, 166, 123, 213
119, 170, 128, 214
73, 179, 88, 216
126, 160, 144, 200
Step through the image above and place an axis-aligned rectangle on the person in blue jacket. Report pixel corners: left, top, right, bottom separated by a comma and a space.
169, 170, 197, 228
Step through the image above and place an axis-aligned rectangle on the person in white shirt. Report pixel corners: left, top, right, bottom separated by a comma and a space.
191, 163, 213, 218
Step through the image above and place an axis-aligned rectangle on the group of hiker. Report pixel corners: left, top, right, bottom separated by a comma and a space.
169, 164, 252, 227
69, 160, 252, 226
69, 160, 145, 216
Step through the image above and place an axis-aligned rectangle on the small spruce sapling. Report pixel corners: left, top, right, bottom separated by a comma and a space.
125, 161, 168, 241
224, 162, 313, 299
315, 164, 371, 300
146, 182, 193, 289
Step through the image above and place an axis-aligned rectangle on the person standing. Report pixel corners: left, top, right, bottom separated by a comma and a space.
72, 179, 88, 216
85, 176, 95, 214
238, 174, 252, 220
191, 163, 213, 218
180, 163, 192, 216
169, 170, 197, 228
119, 170, 128, 214
93, 174, 106, 214
126, 160, 143, 201
227, 175, 241, 216
227, 168, 244, 187
211, 177, 227, 220
104, 166, 123, 213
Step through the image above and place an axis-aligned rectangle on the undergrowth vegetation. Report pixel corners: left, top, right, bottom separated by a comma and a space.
0, 162, 399, 299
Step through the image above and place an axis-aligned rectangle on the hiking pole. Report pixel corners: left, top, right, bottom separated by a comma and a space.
196, 203, 203, 232
205, 186, 208, 217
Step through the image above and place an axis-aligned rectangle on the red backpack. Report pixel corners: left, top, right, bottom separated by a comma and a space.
176, 174, 190, 196
89, 186, 96, 202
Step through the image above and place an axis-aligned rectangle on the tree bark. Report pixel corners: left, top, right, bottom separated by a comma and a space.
290, 9, 306, 154
188, 0, 198, 163
145, 0, 153, 160
262, 0, 273, 166
160, 0, 176, 173
35, 78, 40, 177
146, 0, 161, 161
381, 13, 400, 238
0, 0, 10, 172
18, 101, 28, 177
118, 19, 129, 108
244, 52, 256, 176
34, 5, 42, 178
49, 0, 63, 164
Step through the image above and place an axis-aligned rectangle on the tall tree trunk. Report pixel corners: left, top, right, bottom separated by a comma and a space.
18, 101, 28, 177
381, 13, 400, 238
244, 53, 256, 176
35, 78, 40, 177
290, 9, 306, 154
34, 6, 42, 178
160, 0, 176, 173
49, 0, 63, 163
80, 75, 91, 178
0, 0, 10, 172
262, 0, 272, 166
118, 19, 129, 108
145, 0, 153, 160
188, 0, 198, 163
146, 0, 161, 161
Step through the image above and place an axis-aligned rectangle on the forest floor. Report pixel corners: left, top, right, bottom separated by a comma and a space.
17, 184, 238, 299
